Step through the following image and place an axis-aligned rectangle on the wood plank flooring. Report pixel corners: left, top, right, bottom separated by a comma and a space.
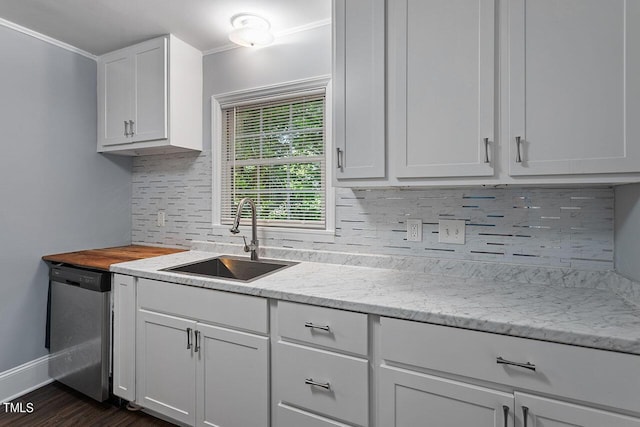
0, 382, 175, 426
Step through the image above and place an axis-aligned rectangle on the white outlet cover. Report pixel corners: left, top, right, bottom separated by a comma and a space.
406, 218, 423, 242
438, 219, 465, 244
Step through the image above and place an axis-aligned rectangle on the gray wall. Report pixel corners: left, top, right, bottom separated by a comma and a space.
615, 183, 640, 281
0, 26, 132, 373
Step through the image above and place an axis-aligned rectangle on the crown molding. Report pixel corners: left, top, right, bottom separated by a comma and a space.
0, 17, 96, 60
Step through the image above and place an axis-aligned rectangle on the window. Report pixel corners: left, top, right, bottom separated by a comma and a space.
213, 78, 332, 234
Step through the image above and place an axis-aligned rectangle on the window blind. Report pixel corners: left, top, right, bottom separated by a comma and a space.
220, 92, 326, 229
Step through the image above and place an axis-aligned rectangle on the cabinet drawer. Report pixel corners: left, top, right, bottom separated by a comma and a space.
277, 403, 354, 427
274, 341, 368, 426
137, 278, 268, 334
381, 317, 640, 414
277, 301, 367, 356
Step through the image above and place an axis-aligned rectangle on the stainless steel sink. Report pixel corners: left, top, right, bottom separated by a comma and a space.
162, 255, 297, 282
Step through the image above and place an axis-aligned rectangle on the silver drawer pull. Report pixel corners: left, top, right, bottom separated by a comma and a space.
194, 330, 201, 353
186, 327, 192, 350
304, 322, 331, 332
496, 356, 536, 371
336, 147, 344, 171
483, 137, 490, 164
128, 120, 135, 136
515, 136, 523, 163
305, 378, 331, 390
124, 120, 130, 136
503, 405, 509, 427
522, 406, 529, 427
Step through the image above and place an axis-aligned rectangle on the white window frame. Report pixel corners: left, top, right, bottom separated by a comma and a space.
211, 76, 335, 242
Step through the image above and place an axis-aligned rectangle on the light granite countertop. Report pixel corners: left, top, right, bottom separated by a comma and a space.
111, 243, 640, 356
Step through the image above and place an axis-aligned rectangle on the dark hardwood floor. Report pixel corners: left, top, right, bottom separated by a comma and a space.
0, 382, 175, 426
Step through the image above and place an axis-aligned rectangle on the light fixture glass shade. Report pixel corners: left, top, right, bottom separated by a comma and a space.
228, 14, 275, 47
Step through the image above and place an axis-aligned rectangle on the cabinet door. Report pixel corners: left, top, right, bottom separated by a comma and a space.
112, 274, 135, 401
390, 0, 496, 178
98, 50, 132, 146
379, 365, 513, 427
508, 0, 640, 176
131, 37, 168, 143
333, 0, 386, 180
515, 392, 640, 427
196, 323, 269, 427
137, 310, 196, 425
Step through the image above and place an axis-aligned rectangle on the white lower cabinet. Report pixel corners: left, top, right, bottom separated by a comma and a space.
378, 316, 640, 427
515, 392, 640, 427
379, 365, 513, 427
379, 366, 640, 427
114, 277, 269, 427
136, 310, 268, 427
196, 323, 268, 427
137, 310, 197, 425
273, 301, 369, 427
112, 274, 136, 401
115, 279, 640, 427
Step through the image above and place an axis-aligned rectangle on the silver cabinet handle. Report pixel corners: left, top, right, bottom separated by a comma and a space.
194, 330, 201, 353
124, 120, 130, 136
186, 328, 192, 350
483, 137, 490, 164
304, 322, 331, 332
503, 405, 509, 427
128, 120, 135, 136
515, 136, 523, 163
305, 378, 331, 390
336, 147, 343, 171
522, 406, 529, 427
497, 356, 536, 371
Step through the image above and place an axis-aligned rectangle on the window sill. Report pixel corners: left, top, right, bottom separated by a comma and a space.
211, 224, 336, 243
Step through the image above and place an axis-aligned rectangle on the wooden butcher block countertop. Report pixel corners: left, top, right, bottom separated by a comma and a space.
42, 245, 186, 271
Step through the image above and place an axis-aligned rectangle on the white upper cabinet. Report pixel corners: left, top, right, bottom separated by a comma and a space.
333, 0, 386, 181
335, 0, 640, 186
390, 0, 496, 178
508, 0, 640, 176
131, 38, 168, 142
97, 34, 202, 156
101, 51, 132, 147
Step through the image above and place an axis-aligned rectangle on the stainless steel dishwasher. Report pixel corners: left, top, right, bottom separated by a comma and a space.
48, 264, 111, 401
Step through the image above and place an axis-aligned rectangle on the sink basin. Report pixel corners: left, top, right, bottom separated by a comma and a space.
162, 256, 297, 282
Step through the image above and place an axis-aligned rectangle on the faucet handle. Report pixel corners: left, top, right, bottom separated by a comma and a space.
242, 236, 250, 252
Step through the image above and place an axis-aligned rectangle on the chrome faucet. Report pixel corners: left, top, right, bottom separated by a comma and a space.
229, 197, 259, 261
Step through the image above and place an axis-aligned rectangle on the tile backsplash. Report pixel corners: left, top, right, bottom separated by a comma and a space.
132, 151, 614, 271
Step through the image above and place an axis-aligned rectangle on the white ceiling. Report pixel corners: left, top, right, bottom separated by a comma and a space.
0, 0, 331, 56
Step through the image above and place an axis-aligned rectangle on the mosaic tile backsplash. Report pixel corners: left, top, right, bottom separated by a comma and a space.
132, 151, 614, 270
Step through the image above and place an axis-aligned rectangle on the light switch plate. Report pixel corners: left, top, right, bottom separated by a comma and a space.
406, 219, 423, 242
438, 219, 465, 244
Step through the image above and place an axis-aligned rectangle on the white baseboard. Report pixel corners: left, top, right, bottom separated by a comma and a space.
0, 355, 53, 403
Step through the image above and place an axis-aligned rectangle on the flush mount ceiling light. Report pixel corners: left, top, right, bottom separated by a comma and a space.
228, 14, 275, 47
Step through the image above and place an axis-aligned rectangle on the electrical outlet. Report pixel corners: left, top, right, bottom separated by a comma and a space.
157, 211, 166, 227
438, 219, 465, 244
406, 219, 423, 242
